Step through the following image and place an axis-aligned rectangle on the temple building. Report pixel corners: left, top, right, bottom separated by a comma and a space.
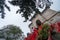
28, 8, 60, 33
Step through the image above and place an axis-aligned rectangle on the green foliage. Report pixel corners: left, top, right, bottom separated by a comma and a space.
6, 25, 22, 36
42, 23, 50, 31
38, 23, 50, 40
0, 0, 53, 22
0, 0, 10, 19
0, 25, 22, 40
9, 25, 22, 35
9, 0, 53, 22
9, 0, 40, 22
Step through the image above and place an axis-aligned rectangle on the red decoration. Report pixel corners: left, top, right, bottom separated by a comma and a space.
24, 22, 60, 40
24, 37, 28, 40
48, 35, 52, 40
55, 22, 60, 32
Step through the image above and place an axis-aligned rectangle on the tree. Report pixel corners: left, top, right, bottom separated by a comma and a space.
9, 0, 53, 22
0, 0, 10, 19
3, 25, 22, 40
38, 23, 50, 40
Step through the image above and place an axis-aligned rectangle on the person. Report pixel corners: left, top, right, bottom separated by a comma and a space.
36, 20, 42, 40
36, 20, 52, 40
36, 20, 42, 31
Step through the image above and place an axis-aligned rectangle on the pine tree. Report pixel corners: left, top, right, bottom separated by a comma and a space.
9, 0, 53, 22
0, 0, 10, 18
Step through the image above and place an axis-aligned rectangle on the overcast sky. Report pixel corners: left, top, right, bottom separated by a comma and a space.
0, 0, 60, 36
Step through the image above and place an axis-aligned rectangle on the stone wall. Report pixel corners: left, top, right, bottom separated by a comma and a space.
31, 14, 46, 28
47, 12, 60, 24
42, 9, 57, 20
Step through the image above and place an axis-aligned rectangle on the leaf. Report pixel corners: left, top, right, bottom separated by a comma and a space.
0, 0, 10, 19
5, 4, 10, 11
9, 0, 53, 22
